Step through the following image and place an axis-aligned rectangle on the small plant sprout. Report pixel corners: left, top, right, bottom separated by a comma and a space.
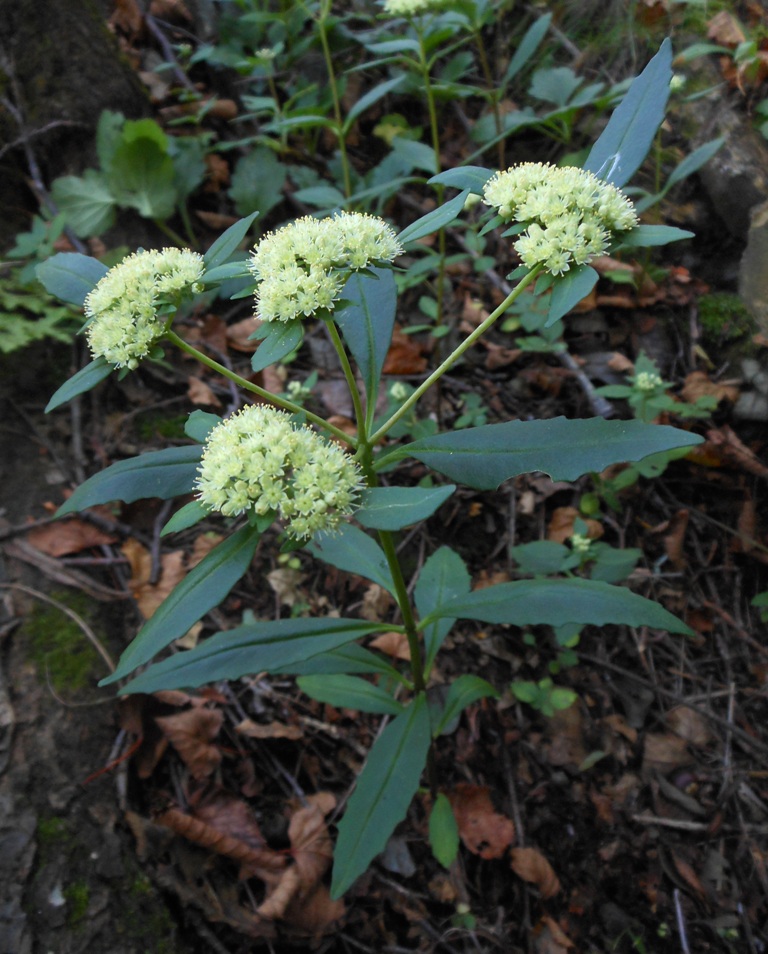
42, 39, 704, 900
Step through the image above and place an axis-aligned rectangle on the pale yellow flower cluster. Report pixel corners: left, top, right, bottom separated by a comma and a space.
383, 0, 451, 15
84, 248, 204, 369
249, 212, 403, 323
634, 371, 664, 392
195, 405, 362, 539
483, 163, 638, 276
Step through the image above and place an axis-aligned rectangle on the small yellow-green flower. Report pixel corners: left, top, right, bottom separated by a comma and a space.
249, 213, 403, 323
383, 0, 451, 15
84, 248, 204, 369
634, 370, 664, 392
195, 405, 362, 539
483, 163, 638, 276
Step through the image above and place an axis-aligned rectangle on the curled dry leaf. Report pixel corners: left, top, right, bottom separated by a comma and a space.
235, 719, 303, 741
681, 371, 738, 406
187, 375, 222, 408
155, 707, 224, 780
642, 732, 693, 778
666, 705, 713, 747
158, 802, 286, 883
369, 630, 411, 661
121, 538, 187, 619
534, 915, 574, 953
382, 326, 428, 375
227, 317, 260, 353
546, 506, 603, 544
26, 517, 116, 557
448, 783, 515, 859
510, 846, 561, 899
663, 509, 690, 571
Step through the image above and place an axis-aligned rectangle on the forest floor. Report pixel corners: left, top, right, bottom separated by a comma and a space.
2, 3, 768, 953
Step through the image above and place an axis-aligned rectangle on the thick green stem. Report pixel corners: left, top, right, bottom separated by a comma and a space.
164, 329, 356, 447
369, 265, 542, 445
325, 319, 368, 442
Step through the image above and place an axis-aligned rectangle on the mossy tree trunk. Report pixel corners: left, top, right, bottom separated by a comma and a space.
0, 0, 149, 246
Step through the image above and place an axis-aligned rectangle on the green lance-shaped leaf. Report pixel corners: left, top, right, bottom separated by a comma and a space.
271, 643, 405, 681
45, 357, 115, 413
56, 445, 203, 516
203, 211, 260, 269
545, 265, 598, 327
431, 674, 499, 738
116, 618, 391, 695
429, 793, 460, 869
614, 225, 694, 250
344, 75, 405, 130
309, 524, 397, 596
400, 417, 703, 491
160, 499, 208, 536
103, 523, 263, 684
397, 190, 470, 245
356, 485, 455, 531
584, 38, 672, 187
250, 319, 304, 373
331, 694, 431, 898
415, 547, 471, 674
298, 674, 404, 716
502, 11, 552, 86
421, 577, 692, 635
334, 268, 397, 419
36, 252, 109, 306
184, 410, 222, 443
428, 166, 493, 195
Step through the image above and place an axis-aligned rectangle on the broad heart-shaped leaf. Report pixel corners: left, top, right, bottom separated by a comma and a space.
356, 485, 455, 531
422, 577, 692, 635
431, 674, 499, 737
271, 643, 405, 681
428, 166, 493, 195
297, 674, 404, 716
107, 138, 177, 219
36, 253, 109, 307
50, 170, 117, 237
400, 417, 703, 490
397, 190, 470, 245
45, 357, 114, 413
250, 319, 303, 372
204, 212, 260, 269
584, 38, 672, 187
545, 265, 598, 327
331, 694, 431, 898
334, 269, 396, 421
57, 445, 202, 516
103, 524, 263, 684
429, 793, 459, 869
309, 524, 397, 597
415, 546, 471, 674
117, 618, 390, 695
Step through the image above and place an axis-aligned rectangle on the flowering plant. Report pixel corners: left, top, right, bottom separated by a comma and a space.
40, 40, 702, 899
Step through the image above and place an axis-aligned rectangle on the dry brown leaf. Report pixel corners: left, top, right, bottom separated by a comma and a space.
706, 425, 768, 480
448, 784, 515, 859
149, 0, 192, 21
382, 327, 428, 375
289, 803, 335, 885
227, 317, 260, 352
534, 915, 575, 953
707, 10, 746, 46
155, 708, 223, 779
267, 568, 306, 607
204, 153, 230, 191
121, 539, 189, 619
681, 371, 738, 406
26, 517, 116, 557
663, 508, 689, 571
235, 719, 303, 741
546, 506, 603, 544
369, 631, 411, 660
160, 800, 285, 882
510, 846, 561, 898
283, 884, 345, 937
187, 375, 222, 408
666, 706, 713, 747
671, 853, 708, 900
607, 351, 635, 373
482, 340, 522, 370
360, 583, 394, 621
545, 704, 587, 768
642, 732, 693, 777
189, 532, 224, 567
